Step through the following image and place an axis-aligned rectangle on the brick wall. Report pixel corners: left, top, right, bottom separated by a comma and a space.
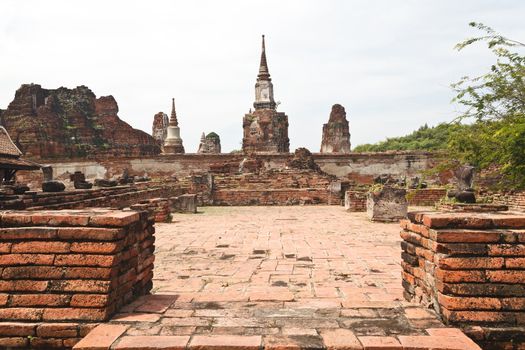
212, 188, 334, 206
407, 188, 447, 206
130, 198, 171, 223
0, 182, 182, 211
0, 209, 155, 349
488, 191, 525, 212
400, 210, 525, 349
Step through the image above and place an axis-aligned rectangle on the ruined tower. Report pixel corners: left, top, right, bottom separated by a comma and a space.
320, 104, 351, 153
242, 35, 289, 153
162, 98, 185, 154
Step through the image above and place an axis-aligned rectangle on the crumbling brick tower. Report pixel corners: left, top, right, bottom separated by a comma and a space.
242, 35, 289, 153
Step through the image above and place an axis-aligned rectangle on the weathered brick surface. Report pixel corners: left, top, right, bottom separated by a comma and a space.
401, 211, 525, 349
0, 209, 155, 349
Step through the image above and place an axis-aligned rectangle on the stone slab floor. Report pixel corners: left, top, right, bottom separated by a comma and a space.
75, 206, 481, 350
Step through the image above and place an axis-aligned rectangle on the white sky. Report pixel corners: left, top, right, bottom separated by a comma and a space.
1, 0, 524, 153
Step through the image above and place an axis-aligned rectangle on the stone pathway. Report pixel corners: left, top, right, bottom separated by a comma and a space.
75, 206, 480, 349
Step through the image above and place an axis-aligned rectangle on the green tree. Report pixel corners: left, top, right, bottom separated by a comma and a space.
450, 22, 525, 188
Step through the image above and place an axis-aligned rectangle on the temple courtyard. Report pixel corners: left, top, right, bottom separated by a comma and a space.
75, 206, 480, 349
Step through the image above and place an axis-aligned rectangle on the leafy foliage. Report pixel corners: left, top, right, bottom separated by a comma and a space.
353, 123, 457, 152
450, 22, 525, 188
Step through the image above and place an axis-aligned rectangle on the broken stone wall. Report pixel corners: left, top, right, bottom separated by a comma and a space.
401, 211, 525, 349
0, 209, 155, 349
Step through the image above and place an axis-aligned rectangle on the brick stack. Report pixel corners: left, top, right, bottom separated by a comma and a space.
488, 190, 525, 212
0, 209, 155, 349
130, 198, 171, 222
401, 210, 525, 349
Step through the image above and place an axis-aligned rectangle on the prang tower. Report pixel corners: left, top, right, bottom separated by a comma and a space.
242, 35, 289, 153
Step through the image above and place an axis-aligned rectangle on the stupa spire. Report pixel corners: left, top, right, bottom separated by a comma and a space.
258, 35, 270, 80
169, 98, 178, 127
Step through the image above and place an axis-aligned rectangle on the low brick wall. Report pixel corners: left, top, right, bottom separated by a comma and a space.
401, 210, 525, 349
212, 188, 334, 206
407, 188, 447, 206
0, 209, 155, 349
489, 190, 525, 212
130, 198, 171, 223
0, 182, 182, 211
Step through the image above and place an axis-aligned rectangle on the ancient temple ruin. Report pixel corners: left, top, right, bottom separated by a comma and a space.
320, 104, 351, 153
242, 35, 289, 153
162, 98, 185, 154
197, 132, 221, 153
152, 111, 169, 147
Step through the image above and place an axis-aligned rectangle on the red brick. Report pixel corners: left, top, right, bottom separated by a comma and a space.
438, 294, 502, 311
358, 336, 401, 349
79, 323, 99, 337
64, 267, 118, 279
438, 257, 504, 270
57, 227, 124, 241
89, 211, 140, 227
37, 323, 78, 337
0, 254, 55, 266
0, 213, 32, 226
70, 294, 110, 308
70, 242, 122, 254
2, 266, 64, 279
0, 243, 11, 253
72, 324, 128, 350
492, 215, 525, 228
442, 308, 516, 324
49, 280, 111, 293
0, 307, 43, 321
486, 270, 525, 283
488, 244, 525, 256
0, 337, 29, 348
430, 229, 501, 243
435, 269, 485, 283
320, 329, 362, 350
0, 227, 57, 240
505, 257, 525, 268
0, 280, 48, 292
30, 337, 64, 348
54, 254, 117, 267
0, 293, 7, 306
114, 335, 190, 349
43, 308, 108, 322
11, 241, 70, 253
10, 294, 70, 307
31, 212, 90, 226
190, 335, 262, 350
0, 322, 36, 336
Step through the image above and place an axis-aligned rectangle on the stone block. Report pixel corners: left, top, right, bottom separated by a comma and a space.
366, 187, 407, 222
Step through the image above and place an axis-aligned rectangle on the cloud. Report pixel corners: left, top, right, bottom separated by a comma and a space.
1, 0, 524, 152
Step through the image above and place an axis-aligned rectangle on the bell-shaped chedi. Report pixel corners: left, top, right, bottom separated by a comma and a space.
152, 112, 169, 147
242, 35, 290, 154
320, 104, 351, 153
197, 132, 221, 154
163, 98, 185, 154
0, 84, 160, 158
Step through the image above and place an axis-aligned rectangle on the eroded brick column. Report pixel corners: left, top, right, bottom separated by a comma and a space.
401, 211, 525, 349
0, 209, 155, 349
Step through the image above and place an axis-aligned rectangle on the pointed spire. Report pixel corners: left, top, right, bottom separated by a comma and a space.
169, 98, 178, 127
258, 35, 270, 80
200, 132, 206, 143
